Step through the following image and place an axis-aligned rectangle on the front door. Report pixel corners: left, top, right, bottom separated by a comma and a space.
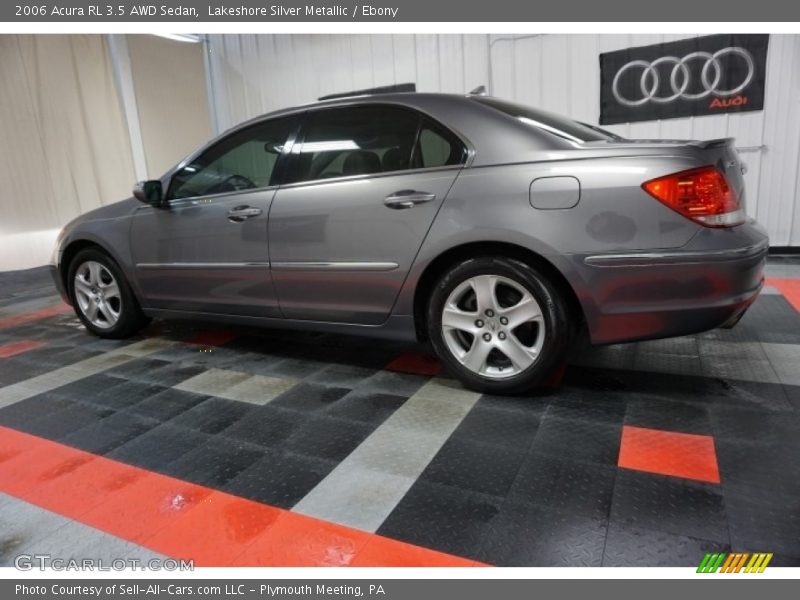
269, 105, 466, 324
130, 116, 296, 317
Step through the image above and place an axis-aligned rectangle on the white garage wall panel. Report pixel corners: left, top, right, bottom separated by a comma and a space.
206, 34, 800, 246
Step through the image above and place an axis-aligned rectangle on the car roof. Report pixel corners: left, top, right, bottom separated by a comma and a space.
219, 92, 571, 169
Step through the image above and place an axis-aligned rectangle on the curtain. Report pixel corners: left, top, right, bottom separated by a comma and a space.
0, 34, 136, 271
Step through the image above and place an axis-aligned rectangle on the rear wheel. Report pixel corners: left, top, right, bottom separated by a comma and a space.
68, 248, 149, 339
427, 256, 571, 394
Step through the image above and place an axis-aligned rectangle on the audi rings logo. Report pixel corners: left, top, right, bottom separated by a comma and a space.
611, 47, 756, 107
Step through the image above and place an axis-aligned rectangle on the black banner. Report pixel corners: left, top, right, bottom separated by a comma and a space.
600, 34, 769, 125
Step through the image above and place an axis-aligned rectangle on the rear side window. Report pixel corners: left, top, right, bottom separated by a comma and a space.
474, 96, 616, 143
413, 120, 467, 168
285, 106, 466, 184
167, 117, 295, 200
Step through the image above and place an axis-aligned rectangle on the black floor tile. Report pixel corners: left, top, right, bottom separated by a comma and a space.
624, 398, 712, 435
735, 295, 800, 344
77, 380, 170, 411
126, 388, 210, 421
323, 390, 406, 426
8, 402, 113, 439
546, 396, 626, 426
48, 373, 128, 403
450, 403, 540, 451
610, 469, 729, 543
219, 405, 305, 449
14, 345, 102, 368
0, 358, 52, 386
283, 414, 373, 462
531, 416, 621, 465
377, 480, 501, 560
724, 482, 800, 557
224, 450, 336, 509
567, 365, 790, 413
710, 406, 800, 445
270, 383, 352, 413
715, 437, 800, 497
161, 435, 265, 488
770, 554, 800, 567
478, 501, 607, 566
107, 423, 212, 470
59, 411, 161, 455
420, 437, 526, 497
602, 521, 730, 567
0, 394, 77, 427
167, 397, 255, 434
508, 452, 616, 521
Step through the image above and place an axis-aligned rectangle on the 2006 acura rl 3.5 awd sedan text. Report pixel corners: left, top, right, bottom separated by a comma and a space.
50, 91, 768, 394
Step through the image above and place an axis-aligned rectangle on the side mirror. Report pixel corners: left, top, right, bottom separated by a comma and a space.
133, 180, 164, 207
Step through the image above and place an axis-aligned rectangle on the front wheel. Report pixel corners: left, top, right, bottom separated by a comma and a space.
427, 256, 572, 395
68, 248, 149, 339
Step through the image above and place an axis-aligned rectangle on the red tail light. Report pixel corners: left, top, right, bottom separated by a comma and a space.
642, 166, 745, 227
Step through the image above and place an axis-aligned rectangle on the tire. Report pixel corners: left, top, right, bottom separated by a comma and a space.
67, 248, 149, 339
427, 256, 572, 395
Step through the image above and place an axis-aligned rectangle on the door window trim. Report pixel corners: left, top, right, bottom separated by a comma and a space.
278, 103, 472, 189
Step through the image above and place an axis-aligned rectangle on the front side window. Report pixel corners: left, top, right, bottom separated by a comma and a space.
285, 106, 465, 184
167, 117, 295, 200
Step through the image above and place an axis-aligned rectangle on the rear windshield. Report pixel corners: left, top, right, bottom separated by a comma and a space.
474, 96, 620, 143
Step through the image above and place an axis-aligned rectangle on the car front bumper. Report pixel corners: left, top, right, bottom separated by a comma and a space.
49, 264, 71, 305
576, 221, 769, 345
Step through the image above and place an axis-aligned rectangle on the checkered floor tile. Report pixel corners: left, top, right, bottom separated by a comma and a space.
0, 262, 799, 567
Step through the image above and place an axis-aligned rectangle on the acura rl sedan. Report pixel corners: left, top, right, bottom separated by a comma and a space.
50, 92, 768, 394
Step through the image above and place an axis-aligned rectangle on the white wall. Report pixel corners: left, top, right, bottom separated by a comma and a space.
206, 33, 800, 246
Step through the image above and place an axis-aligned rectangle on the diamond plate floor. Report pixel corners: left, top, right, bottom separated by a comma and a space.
0, 261, 799, 567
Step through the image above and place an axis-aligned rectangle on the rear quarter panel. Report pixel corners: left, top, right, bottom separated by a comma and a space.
394, 155, 704, 315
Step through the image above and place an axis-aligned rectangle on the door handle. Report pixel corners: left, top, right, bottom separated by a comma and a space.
384, 190, 437, 210
227, 205, 262, 222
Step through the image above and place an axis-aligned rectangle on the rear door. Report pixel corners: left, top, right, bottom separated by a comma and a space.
269, 105, 467, 324
130, 116, 297, 317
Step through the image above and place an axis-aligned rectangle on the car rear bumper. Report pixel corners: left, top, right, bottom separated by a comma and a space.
575, 222, 768, 345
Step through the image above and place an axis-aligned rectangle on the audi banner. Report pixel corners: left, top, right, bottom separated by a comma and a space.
599, 34, 769, 125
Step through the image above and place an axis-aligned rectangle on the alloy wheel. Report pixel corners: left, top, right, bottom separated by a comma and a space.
73, 261, 122, 329
441, 274, 545, 379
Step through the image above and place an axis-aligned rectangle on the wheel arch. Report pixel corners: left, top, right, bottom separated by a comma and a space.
412, 241, 585, 342
59, 238, 135, 300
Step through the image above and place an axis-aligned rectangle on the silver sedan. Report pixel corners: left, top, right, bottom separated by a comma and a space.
50, 92, 768, 394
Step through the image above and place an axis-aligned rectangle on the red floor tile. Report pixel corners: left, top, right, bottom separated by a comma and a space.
618, 425, 720, 484
0, 340, 45, 358
0, 426, 482, 567
185, 330, 237, 347
766, 277, 800, 313
0, 304, 71, 330
385, 352, 443, 376
352, 536, 481, 567
143, 492, 283, 566
234, 511, 372, 567
79, 472, 216, 543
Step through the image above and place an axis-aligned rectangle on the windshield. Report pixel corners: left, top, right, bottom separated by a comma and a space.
474, 96, 621, 143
